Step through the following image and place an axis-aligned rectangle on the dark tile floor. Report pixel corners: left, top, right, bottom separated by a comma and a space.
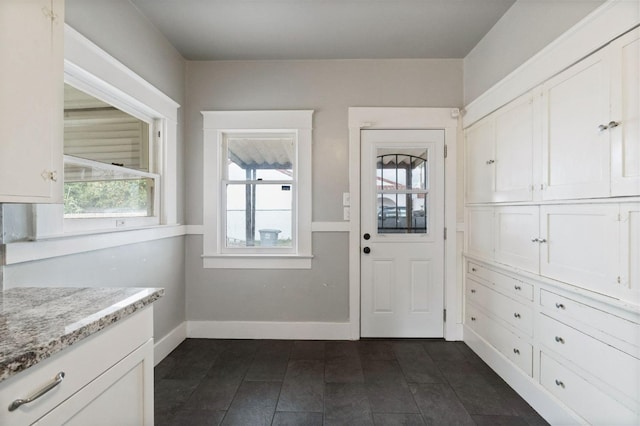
154, 339, 548, 426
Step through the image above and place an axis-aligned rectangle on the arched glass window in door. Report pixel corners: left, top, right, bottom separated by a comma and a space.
376, 149, 428, 234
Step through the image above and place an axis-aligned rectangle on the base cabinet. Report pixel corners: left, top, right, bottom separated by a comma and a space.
0, 308, 154, 426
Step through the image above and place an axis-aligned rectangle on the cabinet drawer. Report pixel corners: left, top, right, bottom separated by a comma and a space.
541, 289, 640, 350
466, 302, 533, 376
541, 353, 639, 425
0, 308, 152, 426
468, 261, 533, 301
538, 313, 639, 403
467, 278, 533, 336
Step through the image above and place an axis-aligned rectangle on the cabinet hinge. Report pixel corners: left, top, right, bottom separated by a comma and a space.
617, 276, 621, 284
443, 309, 447, 322
444, 144, 448, 158
157, 130, 161, 138
444, 227, 447, 240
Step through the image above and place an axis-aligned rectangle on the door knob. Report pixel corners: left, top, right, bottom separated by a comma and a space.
363, 233, 371, 240
363, 247, 371, 254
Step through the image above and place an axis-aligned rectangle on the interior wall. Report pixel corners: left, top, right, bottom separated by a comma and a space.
463, 0, 605, 105
184, 58, 463, 323
2, 0, 188, 342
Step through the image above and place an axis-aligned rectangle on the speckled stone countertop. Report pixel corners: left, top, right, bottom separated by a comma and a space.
0, 287, 163, 383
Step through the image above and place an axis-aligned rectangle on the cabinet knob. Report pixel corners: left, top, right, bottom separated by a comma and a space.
554, 336, 565, 344
486, 159, 495, 165
531, 237, 539, 243
514, 312, 521, 319
538, 238, 547, 244
471, 267, 477, 272
598, 124, 609, 132
514, 285, 522, 291
363, 233, 371, 240
555, 303, 565, 309
608, 120, 620, 129
513, 348, 520, 355
470, 289, 476, 294
470, 317, 476, 321
555, 379, 565, 389
41, 170, 58, 182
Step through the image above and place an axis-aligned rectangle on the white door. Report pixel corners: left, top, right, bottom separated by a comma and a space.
360, 129, 445, 337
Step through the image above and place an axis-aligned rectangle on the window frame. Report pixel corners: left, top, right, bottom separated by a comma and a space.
202, 110, 313, 269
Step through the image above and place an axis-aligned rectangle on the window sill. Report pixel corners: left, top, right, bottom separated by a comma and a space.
202, 254, 313, 269
4, 224, 186, 265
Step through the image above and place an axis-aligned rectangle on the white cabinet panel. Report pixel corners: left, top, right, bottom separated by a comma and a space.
493, 93, 535, 202
0, 0, 63, 202
540, 204, 618, 294
465, 118, 495, 203
542, 50, 611, 200
620, 204, 640, 304
494, 206, 539, 273
466, 207, 494, 260
611, 29, 640, 196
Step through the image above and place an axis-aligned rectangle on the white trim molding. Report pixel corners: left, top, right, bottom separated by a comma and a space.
187, 320, 354, 340
154, 322, 187, 365
187, 222, 349, 235
463, 0, 640, 127
348, 107, 460, 341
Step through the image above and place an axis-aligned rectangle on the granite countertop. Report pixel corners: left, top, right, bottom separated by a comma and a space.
0, 287, 163, 383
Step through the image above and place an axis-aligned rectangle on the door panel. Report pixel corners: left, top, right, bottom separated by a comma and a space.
361, 129, 444, 338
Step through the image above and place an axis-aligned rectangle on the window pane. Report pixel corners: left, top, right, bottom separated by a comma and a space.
226, 183, 293, 248
64, 84, 150, 172
377, 193, 427, 234
227, 135, 294, 181
377, 148, 427, 191
64, 161, 153, 218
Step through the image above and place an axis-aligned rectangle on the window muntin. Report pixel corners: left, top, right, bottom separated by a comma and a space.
62, 83, 159, 223
222, 133, 297, 251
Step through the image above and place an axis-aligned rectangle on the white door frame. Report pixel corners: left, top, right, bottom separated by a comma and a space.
348, 107, 462, 340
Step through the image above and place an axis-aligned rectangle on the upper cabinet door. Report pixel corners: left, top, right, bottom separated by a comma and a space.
611, 28, 640, 197
0, 0, 63, 203
493, 92, 535, 203
465, 117, 495, 203
494, 205, 539, 274
541, 50, 611, 200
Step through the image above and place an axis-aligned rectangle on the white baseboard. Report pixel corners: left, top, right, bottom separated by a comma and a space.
187, 320, 355, 340
463, 325, 582, 425
154, 322, 187, 365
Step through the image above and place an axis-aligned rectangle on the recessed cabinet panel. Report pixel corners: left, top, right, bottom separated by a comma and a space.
620, 204, 640, 304
494, 94, 534, 202
540, 204, 618, 295
542, 51, 611, 200
467, 207, 494, 260
465, 118, 495, 203
494, 206, 539, 273
0, 0, 63, 202
611, 29, 640, 196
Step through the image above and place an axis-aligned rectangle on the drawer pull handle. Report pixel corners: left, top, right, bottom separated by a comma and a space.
514, 313, 521, 319
555, 336, 565, 344
555, 303, 565, 309
471, 289, 476, 294
471, 267, 477, 272
514, 285, 522, 291
513, 348, 520, 355
555, 379, 565, 389
471, 317, 477, 321
8, 372, 65, 412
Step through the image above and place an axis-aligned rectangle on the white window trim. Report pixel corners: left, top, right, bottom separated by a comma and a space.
33, 24, 180, 241
202, 110, 313, 269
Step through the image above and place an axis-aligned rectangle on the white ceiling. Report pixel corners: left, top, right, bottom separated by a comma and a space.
130, 0, 516, 60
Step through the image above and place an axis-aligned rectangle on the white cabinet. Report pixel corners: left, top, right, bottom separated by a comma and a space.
0, 308, 154, 426
466, 206, 494, 260
611, 28, 640, 196
494, 206, 539, 274
541, 49, 611, 200
465, 93, 535, 204
0, 0, 63, 203
540, 204, 619, 297
620, 203, 640, 303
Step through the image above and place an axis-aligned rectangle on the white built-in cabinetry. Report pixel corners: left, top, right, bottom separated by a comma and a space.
0, 0, 63, 203
0, 308, 154, 426
464, 26, 640, 426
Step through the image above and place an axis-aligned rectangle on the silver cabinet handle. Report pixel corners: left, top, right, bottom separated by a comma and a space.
598, 124, 609, 132
513, 348, 520, 355
555, 336, 565, 344
555, 379, 565, 388
531, 237, 539, 242
514, 285, 522, 291
555, 303, 565, 309
514, 313, 521, 319
539, 238, 547, 243
9, 372, 65, 412
608, 120, 620, 129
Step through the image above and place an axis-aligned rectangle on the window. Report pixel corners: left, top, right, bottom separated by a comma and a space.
62, 84, 160, 232
202, 111, 313, 269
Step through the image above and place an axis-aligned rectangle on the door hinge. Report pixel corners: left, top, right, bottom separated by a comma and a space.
444, 227, 447, 240
443, 309, 447, 322
444, 144, 448, 158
